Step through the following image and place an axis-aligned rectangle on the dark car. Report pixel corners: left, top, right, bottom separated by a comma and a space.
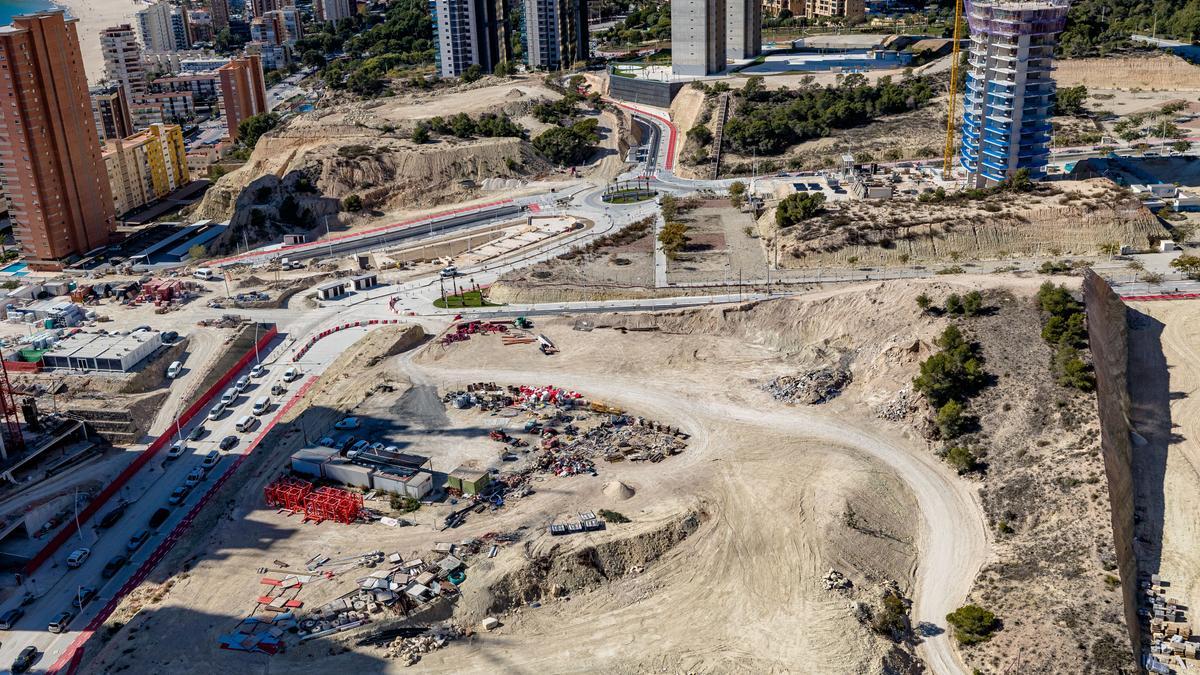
189, 424, 207, 441
98, 500, 128, 528
148, 508, 170, 528
0, 607, 23, 630
11, 645, 37, 673
72, 587, 97, 609
219, 435, 238, 451
168, 484, 191, 505
101, 554, 128, 579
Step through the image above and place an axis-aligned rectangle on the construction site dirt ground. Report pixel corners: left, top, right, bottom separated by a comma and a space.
666, 201, 768, 285
1127, 299, 1200, 646
82, 281, 1033, 674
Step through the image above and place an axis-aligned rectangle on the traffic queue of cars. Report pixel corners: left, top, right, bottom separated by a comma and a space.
0, 362, 301, 670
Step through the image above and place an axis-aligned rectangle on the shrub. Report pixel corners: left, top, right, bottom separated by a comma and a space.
944, 445, 979, 474
916, 293, 932, 312
659, 221, 689, 259
936, 400, 970, 439
599, 509, 630, 523
389, 494, 419, 512
776, 192, 825, 227
687, 124, 713, 146
962, 291, 983, 316
913, 325, 988, 408
946, 604, 1000, 645
1054, 346, 1096, 391
342, 194, 363, 211
411, 123, 430, 144
945, 293, 963, 315
871, 590, 910, 638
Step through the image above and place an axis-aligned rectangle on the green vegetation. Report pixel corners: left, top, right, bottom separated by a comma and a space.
237, 112, 280, 151
426, 112, 526, 139
935, 400, 970, 439
434, 290, 500, 308
725, 74, 936, 156
187, 244, 207, 260
916, 293, 933, 313
687, 124, 713, 146
389, 494, 420, 512
945, 604, 1000, 645
595, 2, 670, 46
944, 446, 980, 474
297, 0, 434, 97
775, 192, 825, 227
1054, 85, 1089, 116
599, 509, 631, 523
533, 94, 585, 124
659, 221, 690, 259
1037, 283, 1095, 392
533, 119, 600, 165
1170, 253, 1200, 279
870, 590, 910, 639
913, 325, 988, 410
342, 194, 363, 212
1059, 0, 1200, 56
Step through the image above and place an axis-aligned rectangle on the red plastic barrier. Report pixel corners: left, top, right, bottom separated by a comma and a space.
23, 326, 279, 576
1122, 292, 1200, 302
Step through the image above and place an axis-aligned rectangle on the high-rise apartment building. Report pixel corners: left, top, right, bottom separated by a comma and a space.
172, 5, 193, 50
103, 123, 190, 216
959, 0, 1068, 186
253, 8, 304, 45
727, 0, 761, 60
91, 84, 136, 142
249, 0, 286, 19
522, 0, 587, 70
209, 0, 230, 30
430, 0, 508, 78
0, 11, 116, 267
100, 24, 148, 101
671, 0, 726, 76
315, 0, 355, 23
218, 54, 267, 140
138, 2, 177, 52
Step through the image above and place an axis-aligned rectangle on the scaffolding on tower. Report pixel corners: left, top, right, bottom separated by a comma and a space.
942, 0, 965, 180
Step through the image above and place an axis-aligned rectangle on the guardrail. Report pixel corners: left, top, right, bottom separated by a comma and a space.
49, 374, 318, 675
22, 325, 279, 576
291, 318, 407, 362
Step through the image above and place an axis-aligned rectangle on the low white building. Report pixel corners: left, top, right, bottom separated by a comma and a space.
41, 331, 163, 372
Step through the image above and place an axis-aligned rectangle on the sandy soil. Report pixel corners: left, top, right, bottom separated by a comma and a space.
1055, 55, 1200, 91
1127, 300, 1200, 644
58, 0, 143, 84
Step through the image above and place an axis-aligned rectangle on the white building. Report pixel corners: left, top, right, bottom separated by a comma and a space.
671, 0, 727, 76
138, 1, 189, 53
316, 0, 355, 23
42, 331, 164, 372
100, 24, 147, 102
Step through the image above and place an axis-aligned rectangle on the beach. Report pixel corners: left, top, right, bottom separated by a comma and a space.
57, 0, 143, 83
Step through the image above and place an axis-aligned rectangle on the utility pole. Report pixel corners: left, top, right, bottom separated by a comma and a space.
324, 215, 334, 260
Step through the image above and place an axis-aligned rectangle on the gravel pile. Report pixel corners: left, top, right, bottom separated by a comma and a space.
762, 368, 852, 405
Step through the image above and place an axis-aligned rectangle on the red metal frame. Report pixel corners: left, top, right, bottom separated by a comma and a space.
302, 486, 362, 524
0, 358, 24, 453
264, 476, 313, 511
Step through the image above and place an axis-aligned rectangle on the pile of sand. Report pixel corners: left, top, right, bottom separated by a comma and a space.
603, 480, 635, 500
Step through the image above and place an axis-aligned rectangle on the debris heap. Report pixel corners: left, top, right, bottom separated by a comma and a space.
762, 368, 852, 405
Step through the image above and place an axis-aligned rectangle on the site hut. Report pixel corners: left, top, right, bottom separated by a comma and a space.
290, 446, 338, 478
446, 465, 491, 496
351, 273, 377, 292
322, 454, 375, 488
40, 331, 163, 372
354, 448, 433, 499
316, 280, 347, 301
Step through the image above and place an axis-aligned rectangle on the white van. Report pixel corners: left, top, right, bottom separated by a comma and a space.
283, 367, 300, 382
167, 361, 182, 378
252, 396, 271, 416
193, 268, 215, 280
220, 388, 237, 406
236, 415, 257, 433
208, 403, 226, 420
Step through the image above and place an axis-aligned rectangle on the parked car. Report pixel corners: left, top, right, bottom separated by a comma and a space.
185, 467, 206, 487
66, 548, 90, 568
334, 435, 357, 451
101, 554, 128, 578
11, 645, 36, 673
148, 509, 170, 528
235, 375, 250, 393
368, 442, 386, 453
440, 265, 458, 278
236, 415, 258, 433
251, 364, 267, 378
98, 501, 128, 528
166, 361, 182, 378
271, 383, 288, 396
283, 367, 301, 382
208, 403, 226, 421
219, 436, 238, 451
348, 440, 369, 454
317, 436, 336, 448
166, 440, 187, 459
47, 610, 74, 633
72, 587, 97, 609
127, 529, 151, 550
252, 396, 271, 416
0, 608, 24, 630
189, 424, 207, 441
168, 484, 191, 505
219, 388, 237, 406
334, 417, 360, 430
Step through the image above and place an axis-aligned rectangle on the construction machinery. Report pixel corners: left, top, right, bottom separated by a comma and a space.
942, 0, 965, 180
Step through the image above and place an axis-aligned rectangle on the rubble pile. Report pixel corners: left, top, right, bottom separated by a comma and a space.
385, 625, 464, 666
874, 388, 915, 422
823, 569, 852, 591
762, 368, 852, 405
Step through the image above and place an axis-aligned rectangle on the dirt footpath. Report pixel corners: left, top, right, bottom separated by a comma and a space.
1128, 300, 1200, 633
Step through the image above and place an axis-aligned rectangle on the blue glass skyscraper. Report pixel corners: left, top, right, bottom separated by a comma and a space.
959, 0, 1069, 187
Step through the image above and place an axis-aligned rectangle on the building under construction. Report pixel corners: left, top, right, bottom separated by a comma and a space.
959, 0, 1069, 187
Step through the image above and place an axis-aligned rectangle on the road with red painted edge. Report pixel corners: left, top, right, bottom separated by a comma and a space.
47, 376, 321, 675
23, 327, 280, 576
1122, 293, 1200, 301
208, 199, 516, 266
607, 100, 677, 171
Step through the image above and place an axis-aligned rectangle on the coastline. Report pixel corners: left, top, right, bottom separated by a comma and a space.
52, 0, 143, 83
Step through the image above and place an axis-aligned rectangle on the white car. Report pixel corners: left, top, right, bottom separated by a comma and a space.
208, 403, 226, 421
283, 367, 301, 382
66, 548, 90, 568
251, 364, 267, 378
166, 361, 182, 378
166, 440, 187, 459
234, 375, 250, 393
334, 417, 360, 430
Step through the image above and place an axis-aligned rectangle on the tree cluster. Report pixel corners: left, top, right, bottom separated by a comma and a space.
914, 325, 988, 442
237, 112, 281, 151
299, 0, 435, 97
1037, 282, 1095, 392
724, 73, 936, 156
945, 604, 1000, 645
1054, 85, 1089, 116
1059, 0, 1200, 56
424, 112, 527, 140
533, 119, 600, 165
595, 1, 670, 45
775, 192, 825, 227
